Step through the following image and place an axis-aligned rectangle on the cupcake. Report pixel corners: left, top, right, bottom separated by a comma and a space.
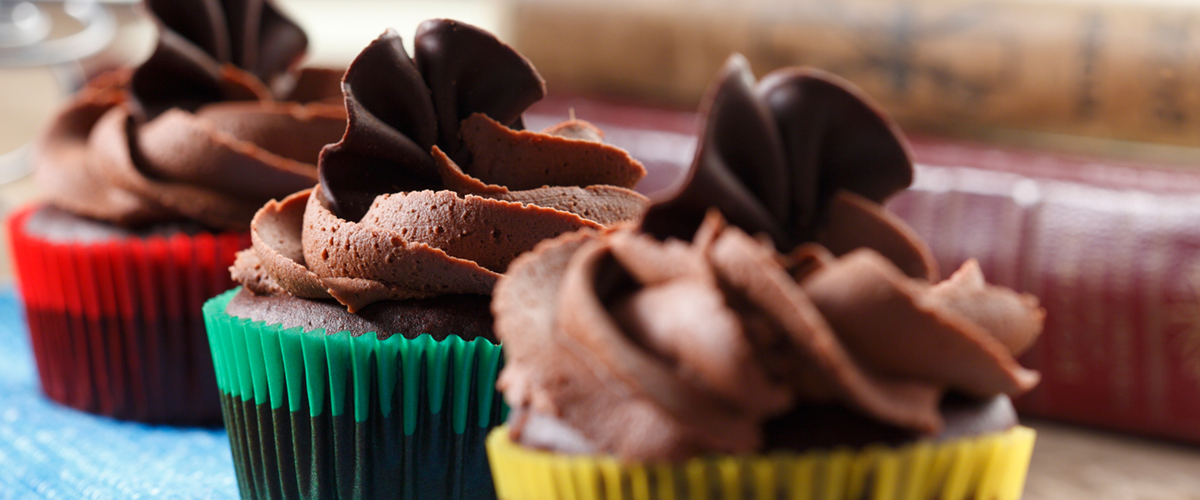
204, 20, 649, 500
486, 55, 1045, 500
8, 0, 347, 424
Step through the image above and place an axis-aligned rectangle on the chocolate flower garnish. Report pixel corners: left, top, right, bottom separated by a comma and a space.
642, 55, 937, 281
494, 213, 1043, 461
33, 0, 347, 231
132, 0, 312, 118
317, 21, 643, 222
232, 22, 650, 312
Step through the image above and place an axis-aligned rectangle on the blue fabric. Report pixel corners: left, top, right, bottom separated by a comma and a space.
0, 288, 239, 499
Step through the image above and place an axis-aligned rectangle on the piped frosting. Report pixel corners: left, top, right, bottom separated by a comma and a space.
231, 21, 650, 312
33, 0, 346, 231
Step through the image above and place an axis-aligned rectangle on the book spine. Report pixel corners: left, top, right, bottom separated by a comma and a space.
887, 157, 1200, 443
507, 0, 1200, 146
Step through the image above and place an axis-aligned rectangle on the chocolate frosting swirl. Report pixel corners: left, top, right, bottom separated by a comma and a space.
232, 21, 650, 312
494, 214, 1043, 461
642, 55, 935, 281
33, 0, 346, 231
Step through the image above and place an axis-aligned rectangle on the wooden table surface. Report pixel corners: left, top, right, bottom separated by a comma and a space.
1024, 420, 1200, 499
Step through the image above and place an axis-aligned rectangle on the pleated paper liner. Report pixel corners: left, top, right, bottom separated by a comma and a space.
204, 288, 507, 500
487, 425, 1036, 500
7, 205, 249, 424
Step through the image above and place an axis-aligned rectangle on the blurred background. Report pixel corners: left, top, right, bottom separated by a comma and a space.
3, 0, 1200, 498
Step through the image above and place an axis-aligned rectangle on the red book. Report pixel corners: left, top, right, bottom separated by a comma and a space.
890, 138, 1200, 444
528, 95, 1200, 445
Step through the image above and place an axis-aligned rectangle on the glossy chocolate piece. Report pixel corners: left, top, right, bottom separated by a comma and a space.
318, 21, 546, 221
641, 55, 931, 279
133, 0, 306, 118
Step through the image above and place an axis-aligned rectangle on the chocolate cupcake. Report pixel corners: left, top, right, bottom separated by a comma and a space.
8, 0, 346, 425
203, 20, 649, 500
486, 55, 1045, 500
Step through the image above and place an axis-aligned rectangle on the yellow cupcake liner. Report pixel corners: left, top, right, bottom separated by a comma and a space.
486, 425, 1036, 500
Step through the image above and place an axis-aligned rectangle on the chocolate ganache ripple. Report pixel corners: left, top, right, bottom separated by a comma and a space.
493, 55, 1045, 461
232, 20, 650, 313
33, 0, 347, 231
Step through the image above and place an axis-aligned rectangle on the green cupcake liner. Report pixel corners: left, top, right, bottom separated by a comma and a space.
203, 288, 506, 500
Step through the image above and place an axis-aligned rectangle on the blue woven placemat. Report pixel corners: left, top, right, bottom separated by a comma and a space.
0, 288, 239, 500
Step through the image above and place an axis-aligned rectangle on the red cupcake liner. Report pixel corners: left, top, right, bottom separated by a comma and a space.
7, 205, 250, 425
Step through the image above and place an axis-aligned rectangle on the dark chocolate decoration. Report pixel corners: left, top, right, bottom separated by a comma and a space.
316, 30, 440, 220
641, 54, 918, 268
414, 19, 546, 164
133, 0, 308, 118
759, 68, 912, 227
318, 20, 546, 222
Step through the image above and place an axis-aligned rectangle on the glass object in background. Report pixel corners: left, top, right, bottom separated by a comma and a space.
0, 0, 150, 279
0, 0, 116, 179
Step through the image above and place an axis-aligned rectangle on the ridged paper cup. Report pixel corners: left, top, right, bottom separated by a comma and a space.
204, 288, 506, 500
486, 425, 1036, 500
7, 205, 248, 424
